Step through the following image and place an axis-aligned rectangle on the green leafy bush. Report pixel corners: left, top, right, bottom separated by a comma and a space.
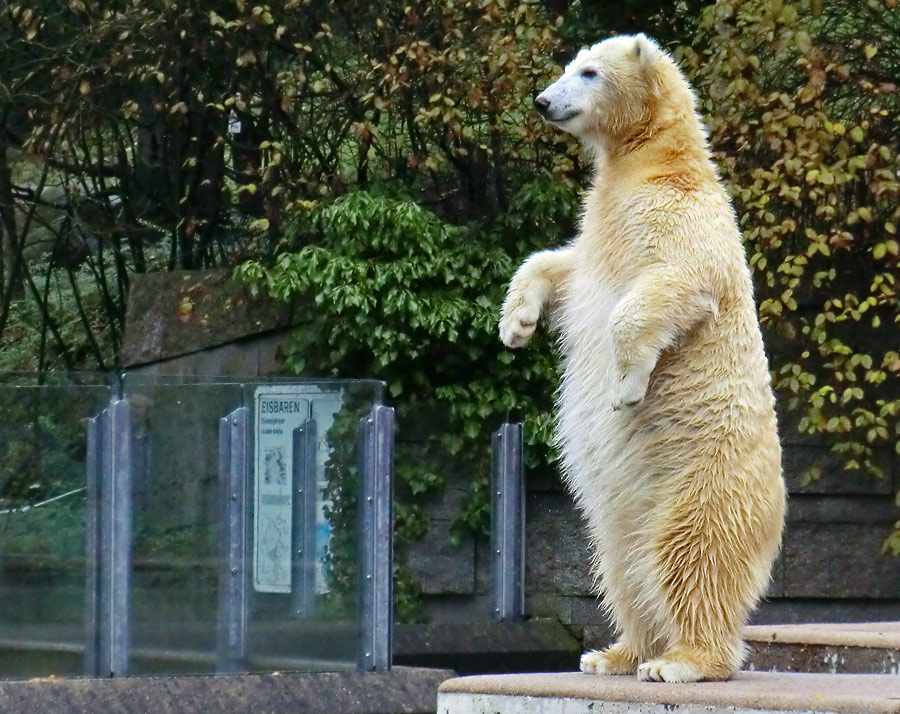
237, 187, 577, 616
680, 0, 900, 548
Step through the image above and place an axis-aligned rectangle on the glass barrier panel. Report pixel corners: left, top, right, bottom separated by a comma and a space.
121, 375, 384, 675
0, 375, 112, 680
241, 379, 382, 672
123, 377, 243, 675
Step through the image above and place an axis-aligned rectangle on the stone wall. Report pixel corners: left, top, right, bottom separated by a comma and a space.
124, 336, 900, 647
404, 416, 900, 649
118, 270, 900, 646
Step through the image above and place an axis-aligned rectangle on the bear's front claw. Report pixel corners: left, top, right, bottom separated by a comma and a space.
499, 305, 539, 348
613, 369, 651, 410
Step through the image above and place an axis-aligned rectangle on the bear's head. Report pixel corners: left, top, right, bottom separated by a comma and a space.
535, 34, 694, 154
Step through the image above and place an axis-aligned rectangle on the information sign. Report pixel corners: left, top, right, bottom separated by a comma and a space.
253, 386, 309, 593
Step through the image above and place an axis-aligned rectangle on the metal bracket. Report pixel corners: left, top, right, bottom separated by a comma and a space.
84, 398, 133, 677
216, 406, 250, 674
291, 418, 318, 617
358, 405, 394, 671
491, 422, 525, 623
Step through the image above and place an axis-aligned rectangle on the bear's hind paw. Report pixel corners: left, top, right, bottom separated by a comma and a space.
637, 651, 734, 683
637, 658, 704, 683
580, 646, 638, 676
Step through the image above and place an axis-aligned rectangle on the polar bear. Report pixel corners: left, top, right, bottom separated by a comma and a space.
499, 34, 785, 683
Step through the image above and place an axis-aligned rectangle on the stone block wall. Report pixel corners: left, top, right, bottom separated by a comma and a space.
113, 267, 900, 644
130, 335, 900, 641
404, 423, 900, 647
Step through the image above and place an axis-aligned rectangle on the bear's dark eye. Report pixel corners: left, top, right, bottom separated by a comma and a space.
581, 69, 597, 79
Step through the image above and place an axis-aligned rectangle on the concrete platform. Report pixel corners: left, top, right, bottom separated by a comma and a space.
437, 671, 900, 714
744, 622, 900, 674
0, 666, 455, 714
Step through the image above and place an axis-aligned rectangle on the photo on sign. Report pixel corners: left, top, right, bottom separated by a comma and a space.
259, 514, 290, 586
264, 446, 287, 485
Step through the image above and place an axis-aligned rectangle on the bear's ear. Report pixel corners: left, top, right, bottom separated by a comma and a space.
632, 33, 658, 69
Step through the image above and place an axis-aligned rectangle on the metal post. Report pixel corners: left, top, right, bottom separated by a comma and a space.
83, 415, 100, 677
216, 407, 249, 674
358, 405, 394, 671
291, 418, 318, 617
491, 422, 525, 623
103, 399, 133, 677
84, 399, 133, 677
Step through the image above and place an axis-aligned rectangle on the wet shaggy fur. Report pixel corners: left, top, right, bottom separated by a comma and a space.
499, 35, 786, 683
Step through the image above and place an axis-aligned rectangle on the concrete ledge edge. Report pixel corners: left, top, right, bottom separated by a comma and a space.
743, 622, 900, 649
437, 671, 900, 714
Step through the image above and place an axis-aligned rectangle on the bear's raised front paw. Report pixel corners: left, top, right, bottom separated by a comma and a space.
499, 304, 539, 348
612, 369, 650, 410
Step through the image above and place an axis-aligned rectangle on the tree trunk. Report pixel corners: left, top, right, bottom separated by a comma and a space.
0, 138, 24, 306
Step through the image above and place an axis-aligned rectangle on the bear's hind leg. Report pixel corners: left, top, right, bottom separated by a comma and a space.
638, 477, 782, 683
580, 575, 664, 676
579, 516, 667, 676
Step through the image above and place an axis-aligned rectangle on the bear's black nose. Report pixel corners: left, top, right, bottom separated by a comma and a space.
534, 95, 550, 116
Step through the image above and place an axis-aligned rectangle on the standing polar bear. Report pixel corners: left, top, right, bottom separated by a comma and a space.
499, 34, 785, 683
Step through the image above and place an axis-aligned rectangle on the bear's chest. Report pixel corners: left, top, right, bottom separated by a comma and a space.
556, 191, 658, 377
557, 262, 621, 367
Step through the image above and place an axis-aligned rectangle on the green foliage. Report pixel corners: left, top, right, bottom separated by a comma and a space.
0, 498, 86, 570
316, 404, 362, 619
0, 255, 132, 372
680, 0, 900, 545
238, 185, 575, 458
0, 380, 108, 573
1, 0, 587, 372
0, 385, 96, 506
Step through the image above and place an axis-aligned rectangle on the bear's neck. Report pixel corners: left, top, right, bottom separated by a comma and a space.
588, 88, 712, 180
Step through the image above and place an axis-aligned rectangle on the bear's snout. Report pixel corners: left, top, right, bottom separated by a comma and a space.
533, 89, 580, 125
534, 94, 551, 117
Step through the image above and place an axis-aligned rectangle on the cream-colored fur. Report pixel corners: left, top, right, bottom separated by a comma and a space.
499, 34, 785, 683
